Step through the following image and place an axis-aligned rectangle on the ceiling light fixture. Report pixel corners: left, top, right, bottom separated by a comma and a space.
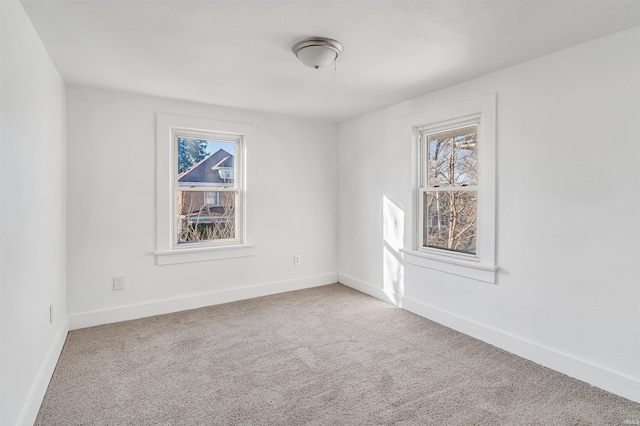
292, 37, 343, 70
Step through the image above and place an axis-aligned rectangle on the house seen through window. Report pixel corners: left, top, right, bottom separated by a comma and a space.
176, 135, 240, 245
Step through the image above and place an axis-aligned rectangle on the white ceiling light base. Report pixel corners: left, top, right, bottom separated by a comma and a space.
292, 37, 343, 69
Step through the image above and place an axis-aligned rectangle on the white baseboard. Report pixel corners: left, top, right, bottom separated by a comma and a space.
338, 273, 400, 305
338, 273, 639, 403
69, 273, 338, 330
401, 295, 640, 404
19, 317, 69, 426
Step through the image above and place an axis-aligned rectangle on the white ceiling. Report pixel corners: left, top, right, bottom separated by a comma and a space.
21, 0, 640, 122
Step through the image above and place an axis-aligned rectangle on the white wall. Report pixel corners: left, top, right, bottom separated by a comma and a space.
66, 87, 338, 327
338, 26, 640, 402
0, 1, 68, 425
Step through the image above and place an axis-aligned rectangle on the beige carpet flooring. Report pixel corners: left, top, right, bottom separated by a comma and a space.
36, 284, 640, 425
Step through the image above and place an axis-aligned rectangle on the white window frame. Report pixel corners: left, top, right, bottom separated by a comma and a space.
155, 114, 255, 265
402, 94, 497, 283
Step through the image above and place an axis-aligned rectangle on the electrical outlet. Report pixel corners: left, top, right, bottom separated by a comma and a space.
294, 255, 301, 266
113, 276, 125, 291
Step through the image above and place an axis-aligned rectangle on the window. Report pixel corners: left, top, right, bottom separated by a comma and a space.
156, 114, 255, 265
175, 133, 239, 245
402, 94, 497, 283
419, 122, 478, 255
204, 191, 220, 207
218, 169, 234, 181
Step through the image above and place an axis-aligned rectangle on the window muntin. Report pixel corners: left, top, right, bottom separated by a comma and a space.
419, 122, 479, 256
173, 132, 241, 247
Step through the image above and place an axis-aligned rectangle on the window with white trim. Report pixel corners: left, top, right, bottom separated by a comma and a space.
402, 94, 497, 283
155, 114, 255, 265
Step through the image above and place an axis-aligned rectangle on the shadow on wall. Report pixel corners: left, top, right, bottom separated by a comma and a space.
383, 195, 405, 305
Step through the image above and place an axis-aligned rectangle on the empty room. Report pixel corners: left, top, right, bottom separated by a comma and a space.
1, 0, 639, 424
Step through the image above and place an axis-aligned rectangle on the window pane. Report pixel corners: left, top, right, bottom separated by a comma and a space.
177, 138, 235, 187
427, 125, 477, 188
177, 190, 236, 244
204, 191, 220, 206
423, 190, 476, 255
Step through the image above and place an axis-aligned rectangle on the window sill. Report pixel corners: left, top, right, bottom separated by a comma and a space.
155, 244, 256, 265
401, 249, 497, 284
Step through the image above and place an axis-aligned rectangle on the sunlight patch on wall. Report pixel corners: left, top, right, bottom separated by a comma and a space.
382, 196, 405, 303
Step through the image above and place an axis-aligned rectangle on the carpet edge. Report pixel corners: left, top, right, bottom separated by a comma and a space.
401, 295, 640, 404
68, 273, 338, 331
338, 272, 400, 305
18, 316, 69, 426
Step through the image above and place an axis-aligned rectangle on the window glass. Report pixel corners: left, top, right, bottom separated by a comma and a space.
177, 138, 235, 187
421, 124, 478, 255
175, 136, 239, 245
177, 191, 236, 244
426, 125, 477, 187
423, 191, 477, 254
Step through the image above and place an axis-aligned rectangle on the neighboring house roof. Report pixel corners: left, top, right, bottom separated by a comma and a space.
178, 149, 234, 185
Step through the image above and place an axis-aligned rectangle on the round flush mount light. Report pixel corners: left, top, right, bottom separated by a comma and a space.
292, 37, 343, 69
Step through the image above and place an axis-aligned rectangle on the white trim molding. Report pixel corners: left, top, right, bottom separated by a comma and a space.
402, 295, 640, 404
401, 249, 497, 283
155, 243, 256, 265
19, 317, 69, 426
69, 273, 338, 330
335, 273, 640, 404
338, 273, 400, 306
